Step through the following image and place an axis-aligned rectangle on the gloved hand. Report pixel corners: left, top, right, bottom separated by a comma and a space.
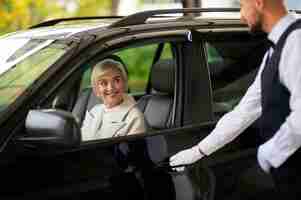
257, 145, 272, 174
169, 145, 204, 171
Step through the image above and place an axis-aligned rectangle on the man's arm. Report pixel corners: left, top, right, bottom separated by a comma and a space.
197, 77, 262, 155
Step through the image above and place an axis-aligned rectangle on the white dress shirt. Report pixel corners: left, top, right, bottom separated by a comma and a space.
197, 13, 301, 169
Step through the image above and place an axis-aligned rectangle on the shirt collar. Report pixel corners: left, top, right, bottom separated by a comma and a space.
103, 94, 136, 120
268, 13, 298, 45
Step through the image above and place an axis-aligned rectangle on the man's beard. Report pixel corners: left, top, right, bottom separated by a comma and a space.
249, 13, 264, 34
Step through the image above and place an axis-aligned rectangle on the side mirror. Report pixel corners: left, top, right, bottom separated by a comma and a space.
17, 109, 81, 148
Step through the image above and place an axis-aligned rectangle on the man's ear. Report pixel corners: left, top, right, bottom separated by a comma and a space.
254, 0, 264, 12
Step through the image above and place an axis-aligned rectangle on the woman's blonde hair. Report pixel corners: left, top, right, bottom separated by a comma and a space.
91, 58, 128, 92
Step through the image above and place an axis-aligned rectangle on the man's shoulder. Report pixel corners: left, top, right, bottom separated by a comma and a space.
282, 30, 301, 52
287, 17, 301, 37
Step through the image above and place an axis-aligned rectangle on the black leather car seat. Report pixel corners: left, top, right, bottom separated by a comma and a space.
72, 87, 100, 125
137, 59, 208, 200
137, 59, 175, 130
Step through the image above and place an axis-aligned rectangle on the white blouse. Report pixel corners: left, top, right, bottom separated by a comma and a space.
81, 94, 146, 141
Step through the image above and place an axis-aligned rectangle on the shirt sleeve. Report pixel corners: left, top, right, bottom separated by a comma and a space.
260, 31, 301, 168
81, 110, 94, 141
81, 105, 102, 141
197, 54, 267, 155
126, 109, 146, 135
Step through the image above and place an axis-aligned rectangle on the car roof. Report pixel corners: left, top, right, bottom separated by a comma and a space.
1, 23, 111, 40
4, 8, 301, 40
22, 8, 243, 39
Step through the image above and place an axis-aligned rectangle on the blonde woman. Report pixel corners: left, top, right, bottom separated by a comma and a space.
81, 58, 146, 141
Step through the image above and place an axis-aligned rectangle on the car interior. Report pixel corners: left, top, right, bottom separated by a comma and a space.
72, 57, 175, 131
70, 43, 202, 199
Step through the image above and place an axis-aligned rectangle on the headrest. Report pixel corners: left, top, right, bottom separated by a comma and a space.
151, 59, 175, 94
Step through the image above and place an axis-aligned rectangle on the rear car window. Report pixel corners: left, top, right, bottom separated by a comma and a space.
205, 34, 268, 118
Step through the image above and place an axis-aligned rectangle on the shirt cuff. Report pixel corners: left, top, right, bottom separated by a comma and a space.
260, 137, 296, 168
197, 140, 214, 156
191, 145, 205, 160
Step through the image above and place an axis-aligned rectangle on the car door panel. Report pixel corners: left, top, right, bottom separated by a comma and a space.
0, 142, 122, 199
0, 123, 217, 200
141, 124, 217, 200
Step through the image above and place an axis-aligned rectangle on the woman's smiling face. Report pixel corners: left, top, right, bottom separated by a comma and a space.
95, 68, 126, 109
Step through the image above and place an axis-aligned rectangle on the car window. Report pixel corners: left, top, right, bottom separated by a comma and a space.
80, 67, 92, 91
115, 43, 172, 93
76, 41, 175, 142
80, 43, 173, 94
205, 37, 267, 118
0, 41, 71, 113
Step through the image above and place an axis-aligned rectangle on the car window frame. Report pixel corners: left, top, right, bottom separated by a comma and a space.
5, 29, 191, 152
40, 32, 189, 147
76, 37, 187, 145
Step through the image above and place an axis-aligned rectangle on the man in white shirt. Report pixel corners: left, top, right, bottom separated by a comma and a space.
170, 0, 301, 198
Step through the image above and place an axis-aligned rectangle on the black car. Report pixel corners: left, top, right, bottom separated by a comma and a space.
0, 8, 287, 200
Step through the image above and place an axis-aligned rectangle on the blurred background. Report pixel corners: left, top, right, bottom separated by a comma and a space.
0, 0, 300, 36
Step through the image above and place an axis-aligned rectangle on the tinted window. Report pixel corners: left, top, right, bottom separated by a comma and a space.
205, 34, 268, 118
115, 43, 172, 93
0, 41, 70, 113
80, 43, 173, 94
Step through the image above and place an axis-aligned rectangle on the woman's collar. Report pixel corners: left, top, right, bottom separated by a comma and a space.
103, 94, 136, 114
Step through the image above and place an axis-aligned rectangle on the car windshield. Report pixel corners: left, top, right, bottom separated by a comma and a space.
0, 36, 71, 113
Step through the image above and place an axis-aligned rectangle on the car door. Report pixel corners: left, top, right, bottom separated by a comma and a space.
0, 30, 205, 200
151, 27, 272, 200
187, 29, 275, 200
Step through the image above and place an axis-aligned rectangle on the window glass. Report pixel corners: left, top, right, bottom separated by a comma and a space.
161, 43, 173, 59
205, 37, 267, 118
114, 44, 156, 93
6, 39, 46, 62
0, 42, 70, 113
80, 42, 173, 94
80, 67, 92, 90
117, 43, 173, 93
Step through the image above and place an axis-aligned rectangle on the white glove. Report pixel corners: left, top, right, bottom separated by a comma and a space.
169, 145, 205, 171
257, 145, 272, 174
